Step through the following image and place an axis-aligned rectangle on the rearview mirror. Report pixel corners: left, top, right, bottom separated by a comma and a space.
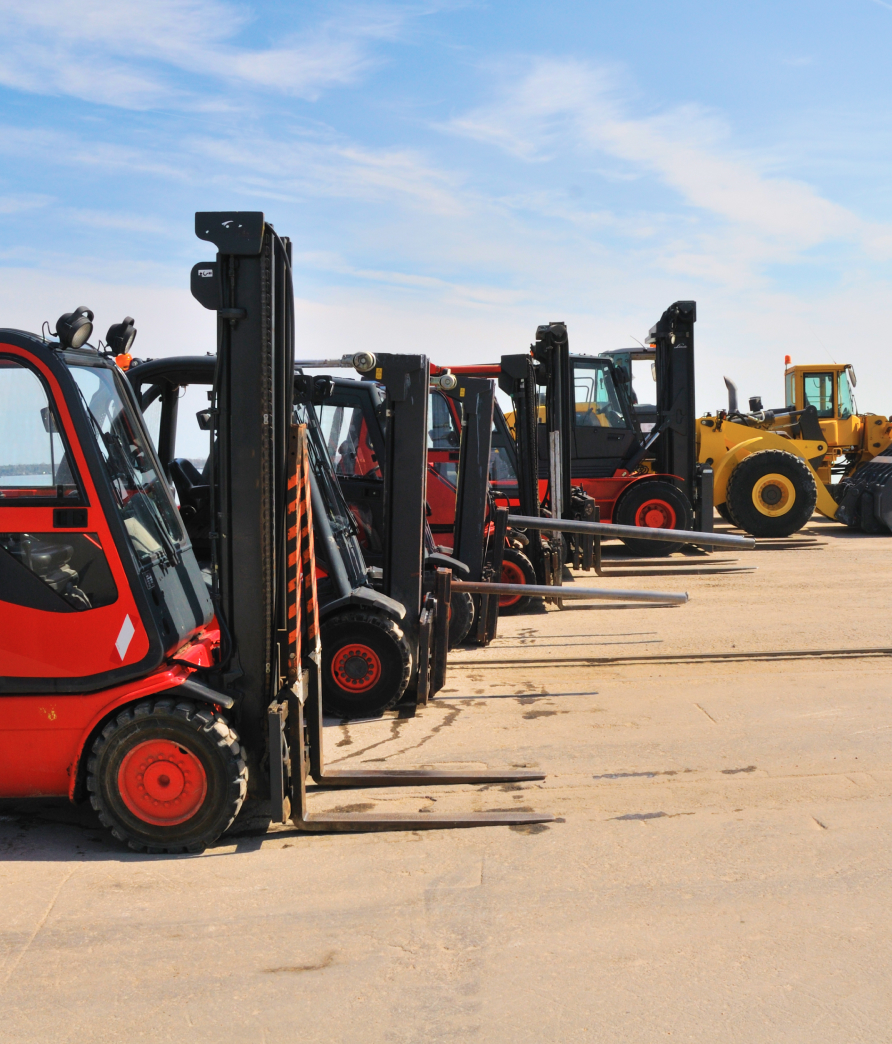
40, 406, 58, 434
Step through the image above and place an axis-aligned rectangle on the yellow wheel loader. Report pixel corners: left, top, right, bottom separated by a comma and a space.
702, 360, 892, 537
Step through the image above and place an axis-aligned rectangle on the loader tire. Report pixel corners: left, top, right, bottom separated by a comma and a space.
725, 450, 817, 538
498, 547, 537, 614
448, 590, 475, 647
87, 697, 247, 854
614, 480, 693, 556
321, 610, 412, 719
716, 502, 738, 526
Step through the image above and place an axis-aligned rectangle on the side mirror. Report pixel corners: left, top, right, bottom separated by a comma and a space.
40, 406, 58, 434
313, 376, 336, 401
195, 409, 213, 431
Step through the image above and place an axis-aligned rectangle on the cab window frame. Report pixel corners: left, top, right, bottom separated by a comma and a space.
0, 353, 87, 507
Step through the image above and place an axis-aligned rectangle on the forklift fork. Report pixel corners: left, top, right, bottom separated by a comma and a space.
268, 425, 554, 832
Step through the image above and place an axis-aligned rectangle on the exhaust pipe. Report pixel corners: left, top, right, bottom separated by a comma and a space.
724, 376, 739, 413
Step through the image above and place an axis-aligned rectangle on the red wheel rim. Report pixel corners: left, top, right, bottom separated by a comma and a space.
117, 739, 208, 826
634, 499, 677, 530
331, 643, 382, 693
500, 559, 526, 608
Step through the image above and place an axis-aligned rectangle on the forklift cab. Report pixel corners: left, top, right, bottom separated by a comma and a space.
600, 348, 658, 433
560, 356, 640, 477
313, 377, 387, 564
311, 375, 481, 559
0, 333, 212, 699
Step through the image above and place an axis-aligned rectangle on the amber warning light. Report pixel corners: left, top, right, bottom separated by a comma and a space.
784, 355, 792, 365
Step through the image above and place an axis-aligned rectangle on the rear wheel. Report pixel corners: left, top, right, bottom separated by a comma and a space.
725, 450, 816, 538
87, 698, 247, 854
614, 480, 693, 556
499, 547, 536, 614
321, 610, 412, 718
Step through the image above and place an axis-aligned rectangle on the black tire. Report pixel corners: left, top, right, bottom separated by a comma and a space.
321, 609, 412, 718
87, 697, 247, 854
448, 590, 475, 647
725, 449, 817, 538
498, 547, 536, 614
614, 480, 694, 556
716, 501, 737, 525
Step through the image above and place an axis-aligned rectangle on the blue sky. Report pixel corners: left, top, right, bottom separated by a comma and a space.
1, 0, 891, 411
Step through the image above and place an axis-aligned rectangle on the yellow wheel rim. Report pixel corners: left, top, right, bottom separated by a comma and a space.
751, 473, 796, 516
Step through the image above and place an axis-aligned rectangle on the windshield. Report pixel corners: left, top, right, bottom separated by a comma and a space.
490, 410, 519, 496
803, 372, 834, 419
572, 360, 633, 429
837, 371, 855, 419
66, 360, 186, 565
296, 400, 367, 586
317, 401, 382, 480
0, 357, 81, 503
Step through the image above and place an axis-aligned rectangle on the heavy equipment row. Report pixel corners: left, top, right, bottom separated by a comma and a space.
1, 211, 769, 854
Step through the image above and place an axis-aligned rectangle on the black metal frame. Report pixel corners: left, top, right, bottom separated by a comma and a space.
439, 375, 494, 584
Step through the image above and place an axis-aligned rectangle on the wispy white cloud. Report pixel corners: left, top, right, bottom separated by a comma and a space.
445, 58, 867, 253
0, 193, 54, 214
0, 0, 412, 108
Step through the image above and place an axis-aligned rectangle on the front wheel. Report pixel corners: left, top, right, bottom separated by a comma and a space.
499, 547, 537, 614
87, 697, 248, 854
614, 480, 693, 556
321, 610, 412, 718
725, 450, 817, 537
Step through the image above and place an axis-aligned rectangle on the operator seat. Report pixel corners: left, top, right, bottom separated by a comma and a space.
169, 458, 212, 556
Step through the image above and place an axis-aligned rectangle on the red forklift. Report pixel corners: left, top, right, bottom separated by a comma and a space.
0, 211, 555, 851
443, 317, 708, 554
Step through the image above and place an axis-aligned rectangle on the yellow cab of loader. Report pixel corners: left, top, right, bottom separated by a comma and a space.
698, 358, 892, 538
781, 360, 891, 480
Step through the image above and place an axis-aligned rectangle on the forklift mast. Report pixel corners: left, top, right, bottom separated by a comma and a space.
436, 374, 495, 584
190, 212, 294, 765
531, 322, 573, 522
649, 301, 697, 497
495, 353, 547, 584
371, 354, 429, 621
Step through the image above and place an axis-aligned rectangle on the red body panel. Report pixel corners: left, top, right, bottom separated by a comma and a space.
0, 629, 219, 799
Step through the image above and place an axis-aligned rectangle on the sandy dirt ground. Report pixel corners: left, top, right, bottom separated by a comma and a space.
1, 519, 890, 1043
